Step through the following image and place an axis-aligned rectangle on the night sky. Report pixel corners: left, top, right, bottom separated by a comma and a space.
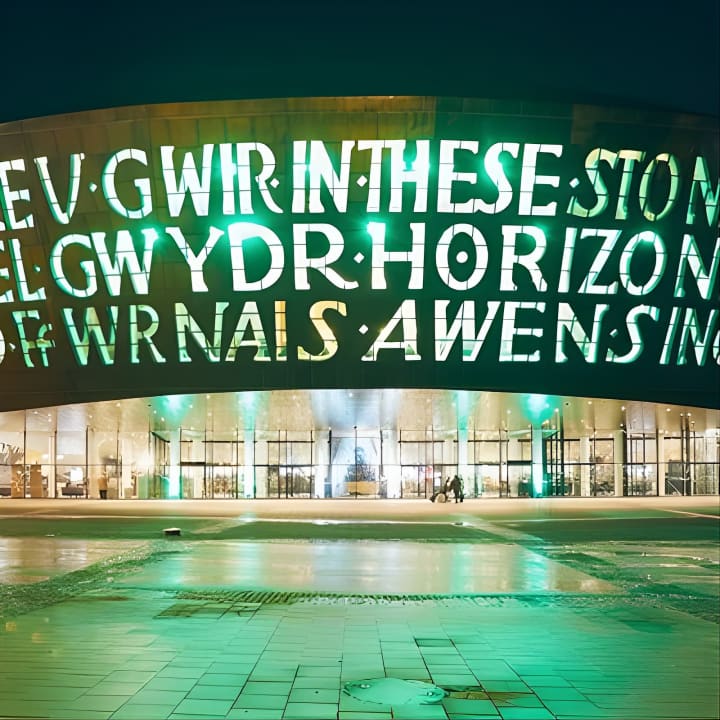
2, 1, 719, 121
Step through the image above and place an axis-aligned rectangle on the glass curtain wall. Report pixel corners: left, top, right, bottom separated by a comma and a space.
1, 413, 718, 499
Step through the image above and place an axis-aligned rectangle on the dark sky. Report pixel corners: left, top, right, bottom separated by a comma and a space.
3, 0, 719, 122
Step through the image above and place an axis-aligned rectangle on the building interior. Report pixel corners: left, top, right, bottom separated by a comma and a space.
0, 389, 717, 500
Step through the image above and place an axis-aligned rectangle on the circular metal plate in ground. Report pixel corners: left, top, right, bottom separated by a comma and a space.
343, 678, 447, 705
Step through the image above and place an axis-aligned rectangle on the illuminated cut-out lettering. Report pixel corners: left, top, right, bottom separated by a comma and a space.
499, 301, 545, 362
676, 307, 718, 366
292, 140, 354, 213
11, 310, 54, 367
555, 302, 610, 363
499, 302, 546, 362
367, 222, 425, 290
275, 300, 286, 361
605, 305, 660, 364
673, 234, 720, 300
297, 301, 346, 360
567, 149, 617, 218
0, 158, 33, 230
685, 156, 719, 227
227, 222, 284, 292
518, 144, 562, 216
50, 234, 98, 298
356, 140, 385, 212
434, 300, 501, 361
166, 225, 223, 292
220, 142, 282, 215
660, 306, 682, 365
500, 225, 548, 292
638, 153, 679, 222
176, 301, 228, 362
619, 231, 667, 296
576, 229, 621, 295
615, 150, 645, 220
661, 306, 720, 366
388, 139, 429, 213
62, 306, 118, 365
437, 141, 519, 214
91, 228, 157, 296
129, 304, 165, 364
291, 141, 308, 212
362, 299, 420, 361
161, 144, 214, 217
9, 238, 46, 302
34, 154, 84, 225
483, 143, 520, 214
101, 149, 152, 219
558, 227, 577, 293
0, 125, 715, 403
225, 301, 270, 361
435, 224, 488, 290
355, 140, 428, 213
293, 224, 358, 290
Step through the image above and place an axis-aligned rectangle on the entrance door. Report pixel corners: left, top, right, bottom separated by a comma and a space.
398, 435, 446, 498
472, 464, 500, 497
400, 465, 432, 498
625, 435, 657, 495
268, 465, 313, 498
180, 464, 206, 498
506, 462, 532, 497
282, 465, 313, 498
207, 465, 238, 498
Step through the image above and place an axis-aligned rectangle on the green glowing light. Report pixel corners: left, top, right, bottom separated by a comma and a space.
523, 394, 554, 424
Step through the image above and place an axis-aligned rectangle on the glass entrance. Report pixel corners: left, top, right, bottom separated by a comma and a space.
625, 434, 657, 495
398, 432, 448, 498
208, 465, 239, 498
470, 464, 501, 497
400, 464, 434, 498
506, 462, 532, 497
180, 464, 205, 498
268, 465, 313, 498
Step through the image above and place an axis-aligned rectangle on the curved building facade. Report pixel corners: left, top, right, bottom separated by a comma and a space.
0, 97, 717, 499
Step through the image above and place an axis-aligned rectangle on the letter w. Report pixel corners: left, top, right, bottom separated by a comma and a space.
91, 229, 157, 296
161, 144, 214, 217
435, 300, 500, 361
62, 306, 118, 365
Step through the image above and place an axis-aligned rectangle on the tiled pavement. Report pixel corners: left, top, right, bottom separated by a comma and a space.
1, 586, 718, 720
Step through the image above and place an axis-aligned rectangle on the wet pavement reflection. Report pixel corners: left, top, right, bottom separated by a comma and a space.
0, 538, 143, 584
117, 540, 618, 594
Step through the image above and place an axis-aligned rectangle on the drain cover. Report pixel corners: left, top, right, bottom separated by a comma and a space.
343, 678, 446, 705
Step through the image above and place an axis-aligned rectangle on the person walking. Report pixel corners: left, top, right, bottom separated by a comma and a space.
450, 475, 464, 503
98, 473, 108, 500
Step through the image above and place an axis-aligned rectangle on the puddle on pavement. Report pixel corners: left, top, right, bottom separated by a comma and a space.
0, 538, 143, 584
115, 540, 618, 594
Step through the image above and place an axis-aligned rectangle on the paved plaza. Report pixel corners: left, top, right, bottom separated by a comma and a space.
0, 497, 718, 719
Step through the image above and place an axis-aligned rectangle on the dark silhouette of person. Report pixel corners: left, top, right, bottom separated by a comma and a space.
450, 475, 464, 503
